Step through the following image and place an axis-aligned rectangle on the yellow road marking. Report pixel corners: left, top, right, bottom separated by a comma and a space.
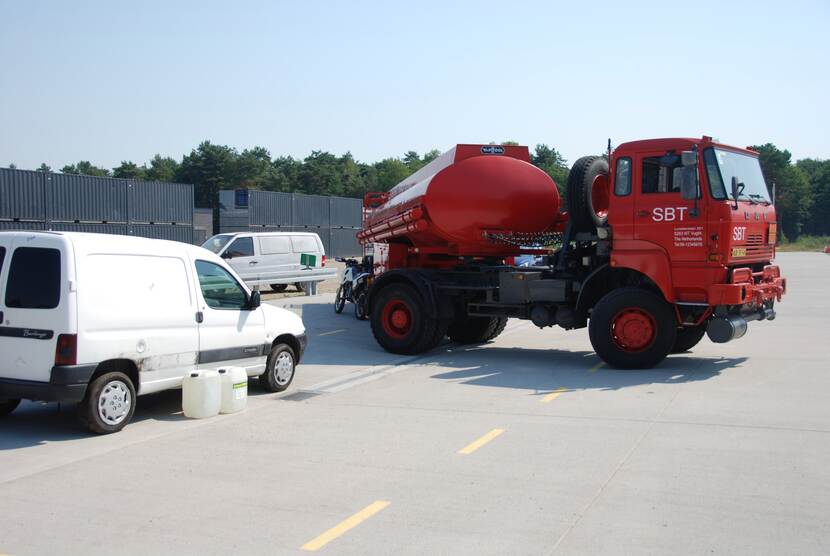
318, 329, 346, 337
458, 428, 505, 455
541, 387, 568, 403
301, 500, 391, 551
588, 361, 604, 373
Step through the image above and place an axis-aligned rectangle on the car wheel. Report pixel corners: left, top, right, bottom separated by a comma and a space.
0, 398, 21, 417
78, 371, 136, 434
260, 343, 296, 392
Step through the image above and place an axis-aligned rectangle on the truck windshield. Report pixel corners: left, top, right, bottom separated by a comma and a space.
704, 148, 771, 204
202, 234, 234, 254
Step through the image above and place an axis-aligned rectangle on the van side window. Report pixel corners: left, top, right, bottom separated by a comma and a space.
226, 237, 254, 258
5, 247, 61, 309
614, 157, 632, 196
291, 236, 318, 253
195, 260, 248, 310
259, 236, 292, 255
0, 246, 5, 273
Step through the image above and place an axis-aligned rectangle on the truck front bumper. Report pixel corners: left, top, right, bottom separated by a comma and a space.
707, 264, 786, 306
0, 364, 97, 403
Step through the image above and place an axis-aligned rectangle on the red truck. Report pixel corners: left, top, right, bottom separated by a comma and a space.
356, 138, 786, 368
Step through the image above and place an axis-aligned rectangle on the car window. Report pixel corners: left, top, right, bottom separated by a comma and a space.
226, 237, 254, 258
5, 247, 61, 309
291, 236, 318, 253
195, 260, 248, 310
259, 236, 292, 255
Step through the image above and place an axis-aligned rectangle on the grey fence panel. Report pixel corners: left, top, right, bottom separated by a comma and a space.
129, 181, 193, 224
249, 190, 292, 226
130, 224, 194, 244
49, 173, 128, 222
330, 228, 362, 257
0, 221, 46, 231
293, 193, 330, 227
331, 196, 363, 228
0, 168, 47, 220
48, 222, 130, 236
219, 209, 250, 233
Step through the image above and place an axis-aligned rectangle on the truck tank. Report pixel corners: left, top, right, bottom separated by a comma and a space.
358, 144, 562, 257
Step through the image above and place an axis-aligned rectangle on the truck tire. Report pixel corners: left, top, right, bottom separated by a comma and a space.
260, 343, 296, 392
0, 398, 21, 417
588, 287, 676, 369
271, 284, 288, 293
78, 371, 136, 434
370, 282, 445, 355
672, 325, 706, 353
567, 155, 610, 232
447, 316, 508, 344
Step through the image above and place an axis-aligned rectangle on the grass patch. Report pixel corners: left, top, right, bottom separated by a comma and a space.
777, 235, 830, 252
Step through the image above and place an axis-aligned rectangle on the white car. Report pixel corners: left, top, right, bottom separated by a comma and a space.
202, 232, 336, 292
0, 231, 307, 433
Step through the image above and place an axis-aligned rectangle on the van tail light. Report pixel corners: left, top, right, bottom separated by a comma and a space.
55, 334, 77, 366
322, 255, 326, 267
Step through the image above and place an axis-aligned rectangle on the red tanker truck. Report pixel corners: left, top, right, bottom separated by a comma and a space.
356, 138, 787, 368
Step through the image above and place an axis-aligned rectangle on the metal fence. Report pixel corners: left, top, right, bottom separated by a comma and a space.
218, 189, 363, 257
0, 167, 195, 243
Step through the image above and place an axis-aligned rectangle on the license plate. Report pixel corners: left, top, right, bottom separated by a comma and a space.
732, 247, 747, 257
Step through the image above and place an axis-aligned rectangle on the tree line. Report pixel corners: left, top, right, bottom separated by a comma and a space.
9, 140, 827, 241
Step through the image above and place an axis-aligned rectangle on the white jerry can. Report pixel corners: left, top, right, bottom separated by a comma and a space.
182, 370, 221, 419
218, 367, 248, 414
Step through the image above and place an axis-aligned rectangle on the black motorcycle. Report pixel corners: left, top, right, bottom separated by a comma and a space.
334, 257, 373, 320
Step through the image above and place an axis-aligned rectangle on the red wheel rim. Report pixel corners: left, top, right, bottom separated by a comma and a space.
591, 174, 609, 219
611, 308, 656, 352
381, 298, 412, 339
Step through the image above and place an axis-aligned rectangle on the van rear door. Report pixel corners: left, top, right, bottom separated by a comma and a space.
0, 234, 73, 383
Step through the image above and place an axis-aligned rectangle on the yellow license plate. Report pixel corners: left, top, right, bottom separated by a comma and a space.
768, 222, 777, 245
732, 247, 747, 257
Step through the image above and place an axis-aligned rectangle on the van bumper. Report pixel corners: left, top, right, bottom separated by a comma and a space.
0, 364, 97, 403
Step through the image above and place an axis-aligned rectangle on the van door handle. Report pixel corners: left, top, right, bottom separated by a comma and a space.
249, 260, 259, 265
195, 311, 204, 323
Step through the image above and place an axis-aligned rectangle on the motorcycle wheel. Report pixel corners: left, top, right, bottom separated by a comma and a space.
354, 292, 368, 320
334, 285, 346, 314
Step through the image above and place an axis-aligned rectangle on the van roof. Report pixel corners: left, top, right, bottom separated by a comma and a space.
221, 231, 322, 237
0, 231, 218, 260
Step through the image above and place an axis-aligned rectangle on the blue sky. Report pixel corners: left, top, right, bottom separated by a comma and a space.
1, 0, 828, 170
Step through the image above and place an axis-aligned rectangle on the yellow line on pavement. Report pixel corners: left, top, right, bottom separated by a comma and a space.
318, 329, 346, 337
588, 361, 604, 373
301, 500, 391, 551
458, 428, 505, 455
541, 387, 568, 403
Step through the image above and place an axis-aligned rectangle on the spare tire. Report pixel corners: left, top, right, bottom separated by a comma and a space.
566, 155, 610, 232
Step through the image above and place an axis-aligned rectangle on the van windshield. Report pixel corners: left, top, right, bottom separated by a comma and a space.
202, 234, 234, 254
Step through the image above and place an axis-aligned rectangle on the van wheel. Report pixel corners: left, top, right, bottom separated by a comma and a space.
260, 343, 296, 392
588, 287, 676, 369
271, 284, 288, 293
0, 398, 21, 417
295, 282, 305, 293
672, 325, 706, 353
78, 372, 136, 434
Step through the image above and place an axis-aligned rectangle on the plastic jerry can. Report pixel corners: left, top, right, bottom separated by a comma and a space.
218, 367, 248, 414
182, 370, 221, 419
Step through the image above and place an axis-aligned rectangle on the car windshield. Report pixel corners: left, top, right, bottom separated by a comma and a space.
201, 234, 234, 254
704, 148, 771, 204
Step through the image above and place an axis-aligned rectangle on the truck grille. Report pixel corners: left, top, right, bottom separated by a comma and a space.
739, 233, 773, 259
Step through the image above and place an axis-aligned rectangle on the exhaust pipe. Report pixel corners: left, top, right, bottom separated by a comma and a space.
706, 315, 748, 343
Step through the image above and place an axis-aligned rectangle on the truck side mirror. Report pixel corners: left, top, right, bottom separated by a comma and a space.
679, 167, 699, 200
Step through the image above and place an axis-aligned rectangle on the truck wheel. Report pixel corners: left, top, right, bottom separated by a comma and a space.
447, 316, 508, 344
672, 325, 706, 353
78, 371, 136, 434
370, 282, 444, 354
260, 343, 296, 392
271, 284, 288, 293
589, 288, 676, 369
0, 398, 21, 417
567, 155, 610, 232
334, 285, 346, 313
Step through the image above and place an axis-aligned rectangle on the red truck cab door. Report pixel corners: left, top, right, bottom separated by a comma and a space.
633, 151, 708, 263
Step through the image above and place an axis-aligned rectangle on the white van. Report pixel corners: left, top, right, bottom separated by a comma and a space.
0, 231, 307, 433
202, 232, 336, 292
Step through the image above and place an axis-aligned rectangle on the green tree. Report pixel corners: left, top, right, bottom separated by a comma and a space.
177, 141, 240, 208
751, 143, 812, 240
531, 144, 569, 199
265, 156, 302, 192
796, 158, 830, 235
373, 158, 412, 190
60, 161, 110, 176
8, 163, 17, 169
145, 155, 180, 182
37, 163, 51, 172
112, 161, 147, 180
236, 146, 273, 189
